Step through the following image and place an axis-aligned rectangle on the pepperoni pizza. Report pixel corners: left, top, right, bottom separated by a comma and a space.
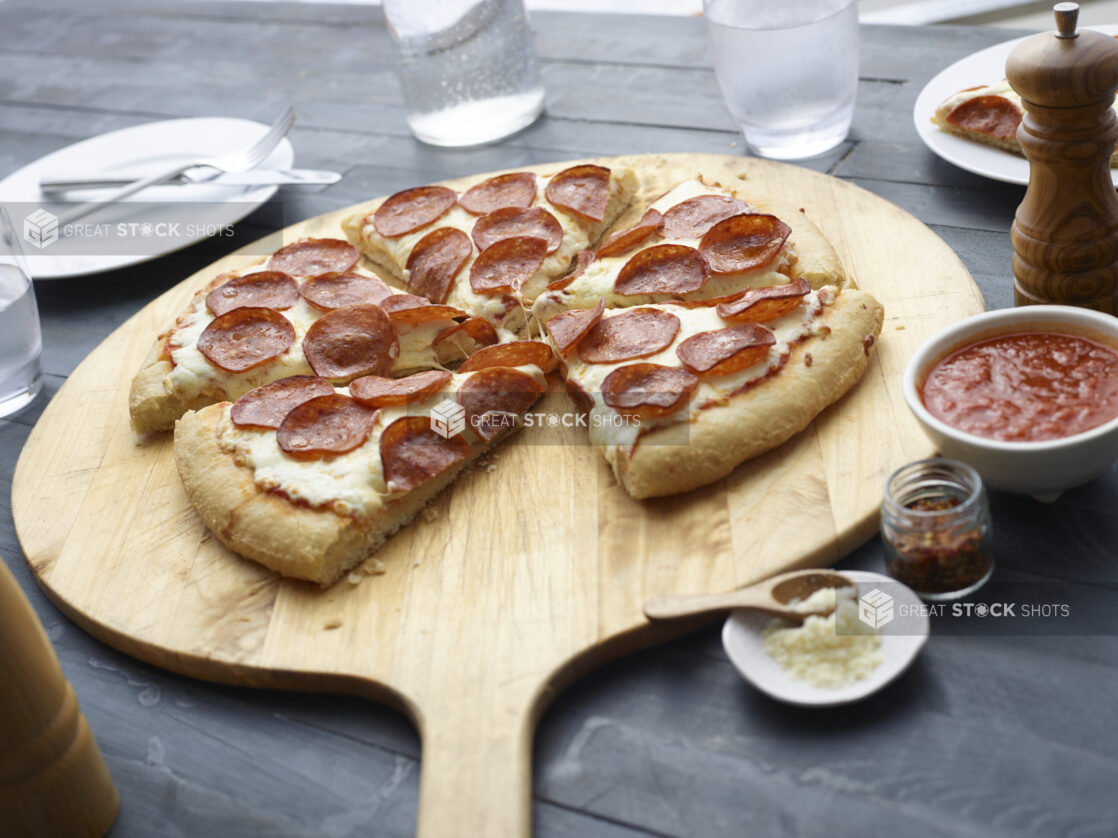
144, 160, 882, 586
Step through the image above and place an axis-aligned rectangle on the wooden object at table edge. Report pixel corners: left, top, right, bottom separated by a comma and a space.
0, 558, 118, 838
1008, 4, 1118, 313
10, 153, 985, 838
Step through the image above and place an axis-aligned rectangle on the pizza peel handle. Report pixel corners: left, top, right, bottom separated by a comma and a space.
411, 694, 534, 837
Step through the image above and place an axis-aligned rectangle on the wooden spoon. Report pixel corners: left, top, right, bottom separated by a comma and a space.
643, 569, 857, 624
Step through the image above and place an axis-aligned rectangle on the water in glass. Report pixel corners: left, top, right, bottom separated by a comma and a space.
0, 263, 42, 417
385, 0, 545, 147
705, 0, 859, 159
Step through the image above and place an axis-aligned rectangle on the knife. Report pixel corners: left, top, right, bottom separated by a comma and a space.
38, 168, 341, 193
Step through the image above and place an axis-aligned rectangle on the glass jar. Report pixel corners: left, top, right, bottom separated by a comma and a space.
880, 458, 994, 601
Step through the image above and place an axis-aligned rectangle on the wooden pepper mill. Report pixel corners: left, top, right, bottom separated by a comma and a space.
1007, 2, 1118, 314
0, 558, 118, 837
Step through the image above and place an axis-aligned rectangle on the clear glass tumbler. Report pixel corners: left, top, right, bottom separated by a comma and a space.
384, 0, 546, 147
0, 204, 43, 417
703, 0, 859, 159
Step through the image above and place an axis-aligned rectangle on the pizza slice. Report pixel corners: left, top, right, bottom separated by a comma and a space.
932, 79, 1118, 165
530, 177, 847, 322
541, 280, 883, 499
174, 359, 550, 586
130, 237, 493, 433
340, 164, 639, 338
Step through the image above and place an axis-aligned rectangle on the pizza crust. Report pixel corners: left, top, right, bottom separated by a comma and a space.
130, 349, 218, 434
604, 290, 884, 499
174, 405, 486, 586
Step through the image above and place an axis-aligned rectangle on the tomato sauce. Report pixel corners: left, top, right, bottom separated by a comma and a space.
920, 331, 1118, 442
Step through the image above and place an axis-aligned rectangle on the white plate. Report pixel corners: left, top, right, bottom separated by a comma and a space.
721, 571, 929, 707
913, 26, 1118, 186
0, 117, 294, 279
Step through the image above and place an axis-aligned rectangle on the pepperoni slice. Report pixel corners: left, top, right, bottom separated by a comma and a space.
566, 378, 594, 414
459, 172, 537, 215
205, 271, 299, 317
197, 307, 295, 373
469, 237, 548, 295
372, 185, 457, 238
405, 227, 472, 304
544, 164, 611, 223
545, 300, 604, 357
380, 415, 471, 492
435, 316, 499, 350
676, 324, 776, 376
472, 207, 563, 255
302, 304, 399, 380
657, 195, 753, 241
946, 95, 1021, 141
614, 244, 710, 296
350, 370, 452, 407
457, 340, 557, 373
276, 394, 378, 459
299, 271, 395, 311
458, 367, 545, 442
601, 363, 698, 418
230, 376, 335, 429
267, 238, 360, 277
716, 277, 811, 323
547, 248, 595, 291
595, 208, 662, 259
699, 214, 792, 276
378, 293, 464, 324
578, 307, 681, 364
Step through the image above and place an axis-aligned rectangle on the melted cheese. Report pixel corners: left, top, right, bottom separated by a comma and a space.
218, 366, 546, 516
531, 178, 795, 321
562, 288, 834, 452
167, 268, 452, 404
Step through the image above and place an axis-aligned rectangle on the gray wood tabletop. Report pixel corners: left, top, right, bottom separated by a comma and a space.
2, 1, 1117, 836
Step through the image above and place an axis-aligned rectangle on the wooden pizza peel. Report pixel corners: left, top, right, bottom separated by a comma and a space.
11, 153, 985, 837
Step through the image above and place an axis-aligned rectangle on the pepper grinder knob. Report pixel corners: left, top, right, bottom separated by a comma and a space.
1054, 2, 1078, 38
1007, 2, 1118, 313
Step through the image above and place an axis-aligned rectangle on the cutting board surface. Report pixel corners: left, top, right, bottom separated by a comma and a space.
12, 154, 985, 837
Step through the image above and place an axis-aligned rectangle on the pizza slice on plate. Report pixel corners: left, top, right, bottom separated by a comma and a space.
175, 356, 551, 586
130, 237, 484, 433
932, 78, 1118, 165
542, 279, 883, 499
340, 164, 639, 338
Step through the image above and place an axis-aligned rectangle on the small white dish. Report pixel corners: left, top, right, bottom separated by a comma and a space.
902, 306, 1118, 501
913, 25, 1118, 187
0, 117, 295, 279
721, 571, 929, 707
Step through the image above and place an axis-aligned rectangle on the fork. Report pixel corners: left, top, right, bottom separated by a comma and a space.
56, 107, 296, 229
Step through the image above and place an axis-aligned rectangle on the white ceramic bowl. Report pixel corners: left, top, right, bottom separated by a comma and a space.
902, 305, 1118, 501
721, 571, 929, 707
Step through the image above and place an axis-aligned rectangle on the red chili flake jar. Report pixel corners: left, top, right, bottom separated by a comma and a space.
880, 458, 994, 601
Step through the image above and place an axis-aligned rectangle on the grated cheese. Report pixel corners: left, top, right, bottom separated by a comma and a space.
762, 587, 883, 689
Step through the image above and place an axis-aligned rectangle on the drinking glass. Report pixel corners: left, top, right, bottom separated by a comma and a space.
703, 0, 859, 159
383, 0, 546, 147
0, 204, 43, 417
